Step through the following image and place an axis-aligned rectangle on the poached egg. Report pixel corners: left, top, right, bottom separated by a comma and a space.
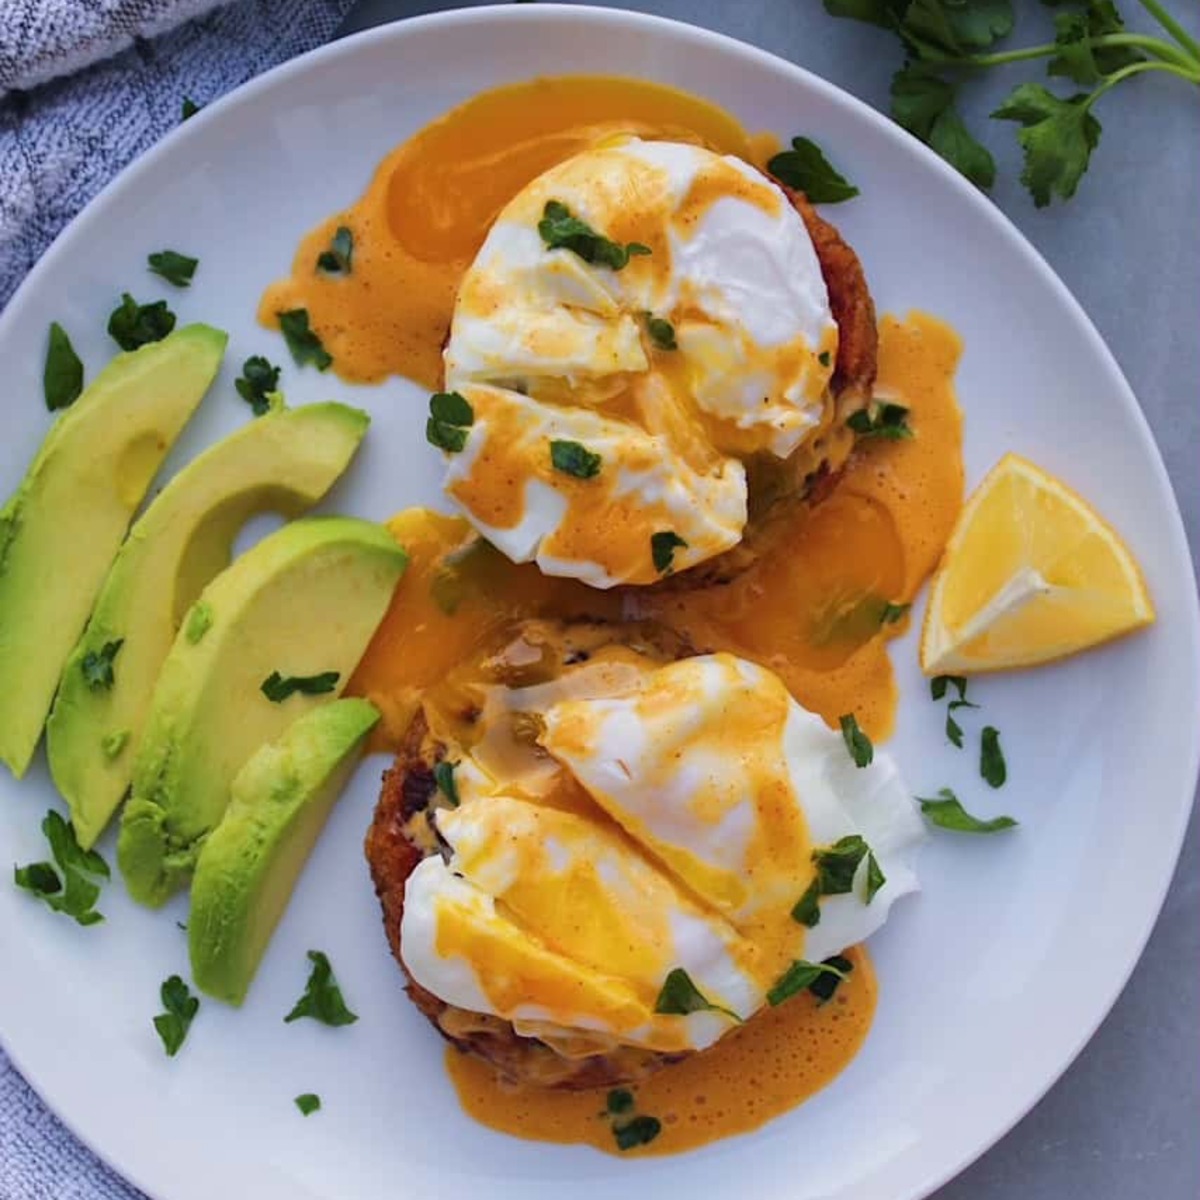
435, 139, 839, 587
401, 651, 924, 1055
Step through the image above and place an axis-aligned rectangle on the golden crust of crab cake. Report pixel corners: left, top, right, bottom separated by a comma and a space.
364, 620, 695, 1090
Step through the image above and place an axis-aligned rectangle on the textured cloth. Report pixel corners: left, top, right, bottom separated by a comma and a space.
0, 0, 356, 310
0, 8, 356, 1193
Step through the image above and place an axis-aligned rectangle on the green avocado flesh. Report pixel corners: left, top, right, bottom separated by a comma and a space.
117, 516, 406, 907
0, 325, 226, 777
46, 402, 370, 849
189, 697, 380, 1004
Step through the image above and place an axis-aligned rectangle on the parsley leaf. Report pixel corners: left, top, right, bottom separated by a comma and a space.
316, 226, 354, 275
537, 200, 651, 270
181, 96, 202, 121
607, 1088, 635, 1115
930, 674, 968, 702
993, 84, 1101, 208
550, 439, 602, 479
813, 834, 870, 895
81, 639, 124, 691
865, 850, 886, 903
847, 401, 913, 440
945, 696, 979, 748
147, 250, 198, 288
284, 950, 358, 1026
108, 293, 176, 351
295, 1093, 321, 1116
767, 136, 860, 203
918, 787, 1018, 833
1049, 3, 1142, 86
645, 315, 678, 350
260, 670, 339, 702
808, 953, 855, 1004
654, 967, 742, 1023
277, 308, 333, 371
791, 877, 822, 928
43, 322, 84, 411
838, 713, 873, 768
433, 760, 460, 807
154, 975, 199, 1056
980, 725, 1007, 787
426, 390, 474, 454
235, 355, 283, 416
767, 958, 849, 1007
15, 811, 110, 926
614, 1115, 662, 1151
651, 530, 688, 575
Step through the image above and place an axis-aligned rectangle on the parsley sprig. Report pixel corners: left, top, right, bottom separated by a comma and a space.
538, 200, 651, 270
654, 967, 743, 1023
154, 975, 199, 1056
824, 0, 1200, 206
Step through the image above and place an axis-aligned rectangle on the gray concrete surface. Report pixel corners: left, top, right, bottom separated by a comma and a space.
334, 2, 1200, 1196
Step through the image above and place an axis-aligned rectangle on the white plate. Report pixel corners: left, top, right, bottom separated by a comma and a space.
1, 6, 1197, 1200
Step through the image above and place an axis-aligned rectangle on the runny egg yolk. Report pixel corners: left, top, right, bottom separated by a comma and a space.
438, 138, 839, 587
397, 652, 925, 1058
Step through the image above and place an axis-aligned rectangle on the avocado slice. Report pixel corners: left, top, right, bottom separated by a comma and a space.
116, 515, 404, 907
47, 403, 370, 849
0, 325, 226, 777
189, 698, 380, 1004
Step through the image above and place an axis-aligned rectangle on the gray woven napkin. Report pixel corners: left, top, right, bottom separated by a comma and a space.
0, 5, 356, 1193
0, 0, 356, 310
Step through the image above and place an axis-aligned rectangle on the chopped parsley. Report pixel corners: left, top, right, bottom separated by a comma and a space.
284, 950, 358, 1027
234, 355, 283, 416
108, 293, 176, 351
838, 713, 873, 768
654, 967, 742, 1023
43, 322, 84, 411
316, 226, 354, 276
980, 725, 1007, 788
651, 530, 688, 575
944, 697, 979, 748
433, 760, 460, 807
614, 1115, 662, 1151
13, 810, 109, 926
147, 250, 198, 288
184, 602, 214, 644
606, 1089, 635, 1116
847, 401, 913, 441
917, 787, 1018, 834
277, 308, 332, 371
294, 1093, 322, 1116
767, 958, 849, 1007
930, 675, 968, 702
81, 639, 124, 691
880, 602, 910, 625
260, 670, 340, 703
550, 439, 602, 479
181, 96, 202, 121
537, 199, 650, 270
812, 834, 884, 901
426, 390, 474, 454
100, 730, 130, 760
808, 954, 855, 1005
645, 314, 677, 350
153, 975, 199, 1056
818, 349, 832, 368
767, 136, 860, 203
790, 877, 822, 928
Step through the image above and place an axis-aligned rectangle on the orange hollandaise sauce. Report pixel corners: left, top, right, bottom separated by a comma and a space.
259, 75, 773, 388
446, 946, 875, 1157
350, 312, 963, 744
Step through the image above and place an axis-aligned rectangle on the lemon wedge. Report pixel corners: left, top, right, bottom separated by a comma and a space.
920, 453, 1154, 674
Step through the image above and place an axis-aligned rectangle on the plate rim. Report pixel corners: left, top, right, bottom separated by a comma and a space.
1, 6, 1197, 1200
